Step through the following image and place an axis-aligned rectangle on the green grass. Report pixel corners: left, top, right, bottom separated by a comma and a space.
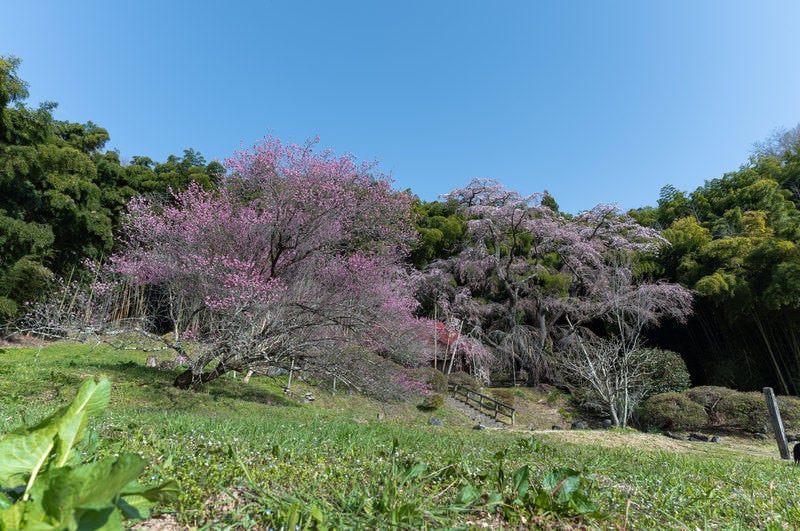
2, 343, 799, 529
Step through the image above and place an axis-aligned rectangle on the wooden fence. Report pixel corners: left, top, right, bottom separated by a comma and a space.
448, 384, 515, 425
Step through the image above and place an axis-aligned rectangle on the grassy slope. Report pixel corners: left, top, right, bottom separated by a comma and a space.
1, 342, 798, 529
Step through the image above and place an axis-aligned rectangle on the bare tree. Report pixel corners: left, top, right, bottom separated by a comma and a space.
751, 123, 800, 160
552, 251, 693, 427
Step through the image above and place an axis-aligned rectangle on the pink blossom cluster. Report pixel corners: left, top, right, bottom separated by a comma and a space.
104, 135, 426, 375
392, 371, 431, 396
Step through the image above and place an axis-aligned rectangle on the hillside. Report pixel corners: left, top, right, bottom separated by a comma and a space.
1, 341, 797, 529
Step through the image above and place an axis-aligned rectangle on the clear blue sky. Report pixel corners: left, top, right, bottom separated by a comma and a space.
3, 1, 799, 213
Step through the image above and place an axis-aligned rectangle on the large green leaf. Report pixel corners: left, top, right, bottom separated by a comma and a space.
453, 485, 480, 506
0, 377, 111, 488
59, 454, 146, 511
63, 377, 111, 424
117, 479, 181, 523
25, 466, 80, 530
74, 505, 122, 531
25, 455, 146, 530
55, 378, 111, 467
542, 468, 581, 504
0, 377, 175, 529
0, 429, 56, 487
0, 492, 13, 510
510, 465, 530, 498
52, 411, 86, 469
540, 468, 597, 515
119, 479, 180, 501
0, 502, 26, 530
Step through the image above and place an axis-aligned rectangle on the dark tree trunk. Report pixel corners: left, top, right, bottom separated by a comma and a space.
173, 368, 220, 389
172, 357, 247, 389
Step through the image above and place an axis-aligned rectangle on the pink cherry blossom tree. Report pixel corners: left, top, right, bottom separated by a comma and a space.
99, 136, 426, 390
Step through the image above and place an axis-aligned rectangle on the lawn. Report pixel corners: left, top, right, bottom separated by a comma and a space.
1, 342, 798, 529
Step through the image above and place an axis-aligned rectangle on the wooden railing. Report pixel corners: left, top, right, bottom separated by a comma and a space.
449, 384, 515, 425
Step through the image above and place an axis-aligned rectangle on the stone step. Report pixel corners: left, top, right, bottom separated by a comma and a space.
444, 395, 508, 429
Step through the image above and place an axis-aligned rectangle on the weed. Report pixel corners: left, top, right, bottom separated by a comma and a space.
0, 377, 177, 528
420, 393, 444, 410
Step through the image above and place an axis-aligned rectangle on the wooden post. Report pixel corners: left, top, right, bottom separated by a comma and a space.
433, 307, 438, 372
763, 387, 791, 460
286, 357, 296, 393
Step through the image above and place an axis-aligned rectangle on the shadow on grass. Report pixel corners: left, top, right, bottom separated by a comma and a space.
94, 360, 299, 408
94, 360, 174, 383
207, 384, 300, 407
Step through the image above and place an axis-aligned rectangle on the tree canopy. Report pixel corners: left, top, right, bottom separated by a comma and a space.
0, 56, 220, 320
630, 126, 800, 393
55, 136, 427, 392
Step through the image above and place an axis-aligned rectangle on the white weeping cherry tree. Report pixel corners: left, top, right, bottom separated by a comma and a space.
424, 179, 693, 426
555, 251, 693, 427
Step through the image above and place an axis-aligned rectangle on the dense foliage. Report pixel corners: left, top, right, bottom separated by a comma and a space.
638, 385, 800, 433
0, 56, 221, 322
6, 52, 800, 404
418, 179, 692, 425
98, 136, 425, 391
631, 125, 800, 392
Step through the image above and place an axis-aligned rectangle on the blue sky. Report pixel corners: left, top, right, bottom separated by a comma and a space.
2, 1, 799, 213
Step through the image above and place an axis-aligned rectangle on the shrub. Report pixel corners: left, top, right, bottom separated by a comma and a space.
3, 257, 53, 305
0, 296, 17, 320
447, 371, 479, 389
777, 395, 800, 432
717, 391, 767, 431
637, 392, 709, 431
421, 393, 444, 410
642, 348, 691, 396
684, 386, 736, 420
408, 367, 448, 393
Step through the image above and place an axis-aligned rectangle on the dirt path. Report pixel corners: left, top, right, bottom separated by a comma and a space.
0, 333, 46, 349
532, 429, 782, 459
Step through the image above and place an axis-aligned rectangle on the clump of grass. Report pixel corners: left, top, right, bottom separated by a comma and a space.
490, 388, 515, 406
420, 393, 444, 410
546, 388, 564, 404
447, 371, 479, 389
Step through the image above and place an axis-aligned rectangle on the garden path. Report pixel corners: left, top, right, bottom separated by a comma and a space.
444, 395, 508, 429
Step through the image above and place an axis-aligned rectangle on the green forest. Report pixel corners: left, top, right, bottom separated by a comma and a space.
3, 54, 800, 398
